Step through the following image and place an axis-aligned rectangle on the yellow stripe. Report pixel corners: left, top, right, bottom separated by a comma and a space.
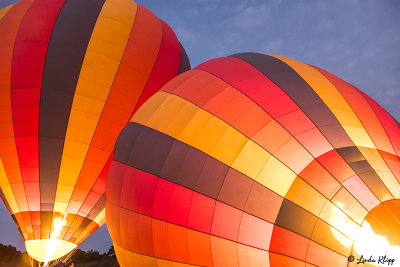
75, 220, 103, 245
359, 147, 400, 198
272, 55, 400, 199
54, 0, 138, 213
272, 55, 376, 149
93, 208, 105, 225
0, 158, 18, 213
0, 4, 15, 21
74, 210, 106, 244
133, 91, 297, 197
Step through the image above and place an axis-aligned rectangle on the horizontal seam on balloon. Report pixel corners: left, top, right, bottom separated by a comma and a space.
112, 132, 281, 226
108, 198, 274, 254
118, 119, 362, 246
113, 242, 204, 267
160, 82, 363, 230
107, 198, 348, 261
110, 154, 353, 258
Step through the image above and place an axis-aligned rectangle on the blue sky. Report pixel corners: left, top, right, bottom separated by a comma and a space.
0, 0, 399, 254
136, 0, 400, 121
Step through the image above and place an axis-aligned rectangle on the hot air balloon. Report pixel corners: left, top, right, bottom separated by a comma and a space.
0, 0, 190, 263
106, 53, 400, 266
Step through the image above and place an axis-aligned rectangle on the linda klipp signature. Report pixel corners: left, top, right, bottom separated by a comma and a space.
348, 254, 395, 266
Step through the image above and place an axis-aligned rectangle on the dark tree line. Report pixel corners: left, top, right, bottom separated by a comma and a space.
0, 243, 30, 267
0, 243, 119, 267
67, 246, 119, 267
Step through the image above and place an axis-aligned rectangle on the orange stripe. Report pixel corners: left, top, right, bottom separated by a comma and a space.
0, 3, 15, 20
0, 0, 35, 216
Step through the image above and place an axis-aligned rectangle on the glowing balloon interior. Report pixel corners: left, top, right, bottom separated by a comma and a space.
106, 53, 400, 266
0, 0, 189, 262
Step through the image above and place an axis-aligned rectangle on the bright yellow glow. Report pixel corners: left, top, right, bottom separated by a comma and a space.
329, 201, 400, 265
25, 239, 76, 263
325, 200, 358, 258
322, 201, 359, 241
353, 221, 400, 266
43, 215, 68, 265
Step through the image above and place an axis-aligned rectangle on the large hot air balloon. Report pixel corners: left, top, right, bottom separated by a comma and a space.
0, 0, 189, 262
106, 53, 400, 266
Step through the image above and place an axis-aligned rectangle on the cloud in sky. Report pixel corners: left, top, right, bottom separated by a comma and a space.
137, 0, 400, 120
228, 1, 282, 30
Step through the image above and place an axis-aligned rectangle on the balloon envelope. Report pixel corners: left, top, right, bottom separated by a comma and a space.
0, 0, 189, 262
107, 53, 400, 266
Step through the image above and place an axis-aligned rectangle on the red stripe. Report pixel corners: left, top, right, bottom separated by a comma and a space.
196, 57, 302, 126
358, 89, 400, 157
76, 153, 113, 217
193, 57, 333, 158
0, 0, 36, 242
11, 0, 67, 217
269, 225, 308, 261
132, 20, 181, 114
107, 161, 273, 252
311, 65, 400, 185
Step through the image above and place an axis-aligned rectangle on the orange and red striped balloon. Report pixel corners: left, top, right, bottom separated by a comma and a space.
0, 0, 189, 262
107, 53, 400, 266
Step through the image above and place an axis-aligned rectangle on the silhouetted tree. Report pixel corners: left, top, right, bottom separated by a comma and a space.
68, 246, 119, 267
106, 245, 115, 258
0, 244, 119, 267
0, 243, 30, 267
